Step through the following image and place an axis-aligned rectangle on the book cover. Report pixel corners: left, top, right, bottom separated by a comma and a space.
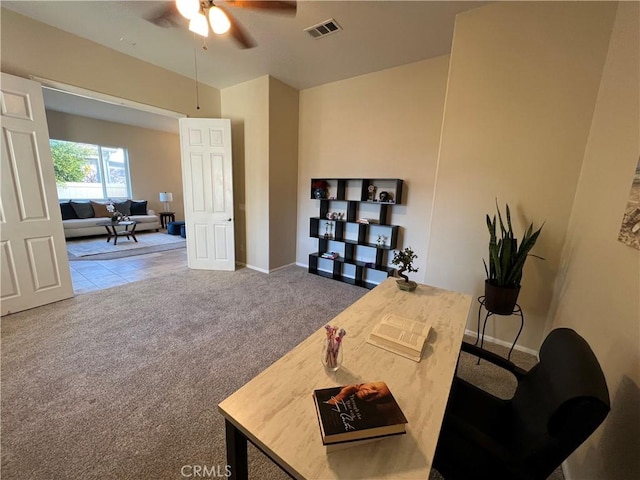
312, 382, 408, 445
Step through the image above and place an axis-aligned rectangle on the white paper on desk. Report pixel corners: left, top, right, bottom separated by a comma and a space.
367, 313, 431, 362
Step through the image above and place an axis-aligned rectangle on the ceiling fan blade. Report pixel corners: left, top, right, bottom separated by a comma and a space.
218, 6, 256, 49
143, 2, 182, 28
224, 0, 297, 14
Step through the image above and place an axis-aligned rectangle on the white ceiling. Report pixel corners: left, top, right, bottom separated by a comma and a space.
42, 86, 184, 133
3, 0, 486, 131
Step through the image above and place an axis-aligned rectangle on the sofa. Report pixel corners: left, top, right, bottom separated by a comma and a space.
60, 199, 161, 238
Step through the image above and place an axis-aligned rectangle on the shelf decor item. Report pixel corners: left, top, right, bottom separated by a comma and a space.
483, 201, 544, 314
392, 247, 419, 292
312, 180, 329, 199
367, 184, 377, 201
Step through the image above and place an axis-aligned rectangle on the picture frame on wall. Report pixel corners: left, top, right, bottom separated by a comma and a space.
617, 156, 640, 250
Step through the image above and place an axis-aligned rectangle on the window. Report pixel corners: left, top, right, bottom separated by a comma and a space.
50, 139, 131, 200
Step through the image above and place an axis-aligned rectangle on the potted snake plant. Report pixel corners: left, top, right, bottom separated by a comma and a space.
483, 201, 544, 314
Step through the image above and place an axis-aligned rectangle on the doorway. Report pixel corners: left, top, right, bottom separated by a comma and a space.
39, 80, 190, 293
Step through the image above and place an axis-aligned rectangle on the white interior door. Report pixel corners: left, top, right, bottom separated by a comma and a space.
1, 73, 73, 316
179, 118, 235, 271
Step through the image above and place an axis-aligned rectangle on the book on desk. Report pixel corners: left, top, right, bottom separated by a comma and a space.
312, 382, 407, 451
366, 313, 432, 362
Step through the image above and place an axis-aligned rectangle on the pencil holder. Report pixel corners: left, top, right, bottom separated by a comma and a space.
321, 338, 343, 372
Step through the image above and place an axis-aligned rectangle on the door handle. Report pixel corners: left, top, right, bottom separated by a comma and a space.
227, 218, 232, 222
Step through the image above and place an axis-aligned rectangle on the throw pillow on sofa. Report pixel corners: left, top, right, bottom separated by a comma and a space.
60, 201, 78, 220
130, 200, 148, 215
70, 201, 94, 219
90, 201, 110, 218
113, 199, 131, 216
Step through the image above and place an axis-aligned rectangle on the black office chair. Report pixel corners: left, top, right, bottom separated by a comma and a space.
433, 328, 610, 480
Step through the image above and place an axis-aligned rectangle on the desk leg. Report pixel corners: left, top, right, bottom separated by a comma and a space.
225, 419, 248, 480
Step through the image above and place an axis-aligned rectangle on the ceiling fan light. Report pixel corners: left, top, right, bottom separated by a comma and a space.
209, 7, 231, 35
189, 12, 209, 37
176, 0, 200, 20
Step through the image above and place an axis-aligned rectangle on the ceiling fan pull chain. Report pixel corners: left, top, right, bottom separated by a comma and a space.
192, 36, 201, 110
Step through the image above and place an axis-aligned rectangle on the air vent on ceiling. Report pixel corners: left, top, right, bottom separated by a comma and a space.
304, 18, 342, 39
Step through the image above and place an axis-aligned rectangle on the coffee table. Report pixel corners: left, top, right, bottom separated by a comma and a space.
218, 278, 472, 479
96, 220, 138, 245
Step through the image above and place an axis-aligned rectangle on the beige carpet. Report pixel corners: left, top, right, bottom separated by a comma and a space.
1, 266, 366, 480
66, 231, 185, 257
1, 267, 561, 480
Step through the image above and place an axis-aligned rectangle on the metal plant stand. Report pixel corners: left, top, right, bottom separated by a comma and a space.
474, 295, 525, 363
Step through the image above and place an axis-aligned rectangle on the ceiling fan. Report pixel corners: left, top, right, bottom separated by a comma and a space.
146, 0, 297, 49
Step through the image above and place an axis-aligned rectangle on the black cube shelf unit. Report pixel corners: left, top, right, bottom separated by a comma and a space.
308, 178, 404, 289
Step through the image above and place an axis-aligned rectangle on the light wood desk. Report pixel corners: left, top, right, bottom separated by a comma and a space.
218, 278, 472, 479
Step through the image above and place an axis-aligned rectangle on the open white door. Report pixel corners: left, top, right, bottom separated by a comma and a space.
1, 73, 74, 315
179, 118, 235, 271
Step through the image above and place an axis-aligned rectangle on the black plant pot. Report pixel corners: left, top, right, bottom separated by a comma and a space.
484, 280, 520, 315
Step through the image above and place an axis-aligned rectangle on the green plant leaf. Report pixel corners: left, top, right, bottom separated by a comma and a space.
491, 239, 502, 283
496, 200, 507, 238
485, 202, 544, 287
486, 214, 498, 280
500, 237, 513, 283
504, 224, 544, 285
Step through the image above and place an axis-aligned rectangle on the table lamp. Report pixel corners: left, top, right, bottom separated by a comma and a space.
159, 192, 173, 212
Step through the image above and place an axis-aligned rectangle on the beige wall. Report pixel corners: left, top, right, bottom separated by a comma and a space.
221, 75, 300, 271
1, 7, 220, 227
296, 57, 450, 279
221, 76, 270, 271
46, 111, 183, 218
550, 3, 640, 479
1, 8, 220, 118
269, 77, 299, 269
427, 1, 617, 350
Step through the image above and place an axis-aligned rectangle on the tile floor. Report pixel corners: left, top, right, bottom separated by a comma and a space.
69, 248, 188, 294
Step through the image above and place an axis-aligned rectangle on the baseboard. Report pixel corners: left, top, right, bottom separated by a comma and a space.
240, 262, 298, 274
296, 262, 308, 268
463, 329, 538, 357
269, 262, 297, 273
242, 263, 269, 274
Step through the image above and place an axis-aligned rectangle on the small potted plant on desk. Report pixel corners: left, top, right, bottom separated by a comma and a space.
392, 247, 419, 292
483, 201, 544, 314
